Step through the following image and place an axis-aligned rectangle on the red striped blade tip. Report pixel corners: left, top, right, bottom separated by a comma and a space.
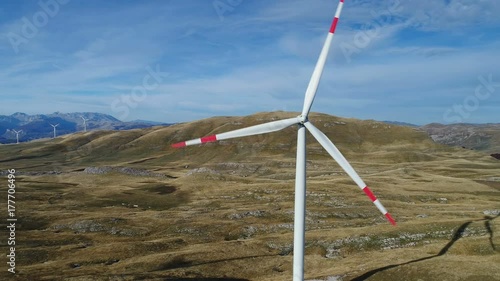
385, 213, 396, 226
362, 186, 377, 202
201, 135, 217, 143
171, 142, 186, 148
329, 17, 339, 33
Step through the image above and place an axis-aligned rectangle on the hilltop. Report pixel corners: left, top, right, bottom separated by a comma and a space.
0, 111, 447, 172
3, 111, 499, 157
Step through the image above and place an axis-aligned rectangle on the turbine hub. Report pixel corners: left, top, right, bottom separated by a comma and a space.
297, 115, 308, 124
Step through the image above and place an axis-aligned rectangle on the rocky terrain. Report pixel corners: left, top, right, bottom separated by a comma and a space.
419, 123, 500, 154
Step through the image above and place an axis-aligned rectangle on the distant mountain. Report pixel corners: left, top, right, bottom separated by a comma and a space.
382, 121, 419, 127
130, 119, 167, 126
380, 120, 500, 153
0, 112, 172, 144
419, 123, 500, 153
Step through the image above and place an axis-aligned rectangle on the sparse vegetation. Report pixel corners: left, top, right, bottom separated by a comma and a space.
0, 112, 498, 280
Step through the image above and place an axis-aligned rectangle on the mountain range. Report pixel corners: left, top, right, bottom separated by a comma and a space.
0, 112, 171, 144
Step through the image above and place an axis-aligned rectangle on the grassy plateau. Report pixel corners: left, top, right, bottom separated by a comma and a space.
0, 112, 498, 280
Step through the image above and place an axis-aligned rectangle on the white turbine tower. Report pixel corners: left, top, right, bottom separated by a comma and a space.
80, 116, 88, 132
171, 1, 395, 280
50, 123, 59, 138
12, 129, 22, 144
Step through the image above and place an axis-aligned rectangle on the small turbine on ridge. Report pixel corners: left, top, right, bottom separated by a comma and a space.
80, 116, 88, 132
12, 129, 22, 144
50, 123, 59, 138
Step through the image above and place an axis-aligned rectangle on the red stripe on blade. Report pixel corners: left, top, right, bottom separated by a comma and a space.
171, 142, 186, 148
362, 186, 377, 202
329, 17, 339, 33
385, 213, 396, 226
201, 135, 217, 143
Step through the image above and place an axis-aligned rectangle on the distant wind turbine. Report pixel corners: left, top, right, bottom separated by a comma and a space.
171, 1, 395, 280
80, 116, 88, 132
50, 123, 59, 138
12, 129, 22, 144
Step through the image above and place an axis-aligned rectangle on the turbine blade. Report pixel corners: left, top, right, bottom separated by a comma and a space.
301, 0, 345, 118
172, 117, 299, 148
304, 122, 396, 225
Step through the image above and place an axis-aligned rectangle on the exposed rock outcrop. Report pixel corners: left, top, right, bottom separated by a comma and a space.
83, 166, 172, 177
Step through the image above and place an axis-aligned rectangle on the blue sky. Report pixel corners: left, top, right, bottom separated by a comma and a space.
0, 0, 499, 125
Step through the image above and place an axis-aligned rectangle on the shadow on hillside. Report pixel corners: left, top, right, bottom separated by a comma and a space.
351, 214, 499, 281
155, 253, 277, 271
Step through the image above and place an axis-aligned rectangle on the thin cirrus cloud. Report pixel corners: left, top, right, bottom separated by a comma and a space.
0, 0, 498, 125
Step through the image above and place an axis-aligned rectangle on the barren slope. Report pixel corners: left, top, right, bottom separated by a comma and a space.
0, 112, 498, 281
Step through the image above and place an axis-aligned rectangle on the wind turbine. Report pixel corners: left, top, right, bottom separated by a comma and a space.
171, 1, 395, 280
50, 123, 59, 138
12, 130, 22, 144
80, 116, 88, 132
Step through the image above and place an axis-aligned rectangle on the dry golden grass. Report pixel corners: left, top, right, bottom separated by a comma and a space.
0, 112, 498, 280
